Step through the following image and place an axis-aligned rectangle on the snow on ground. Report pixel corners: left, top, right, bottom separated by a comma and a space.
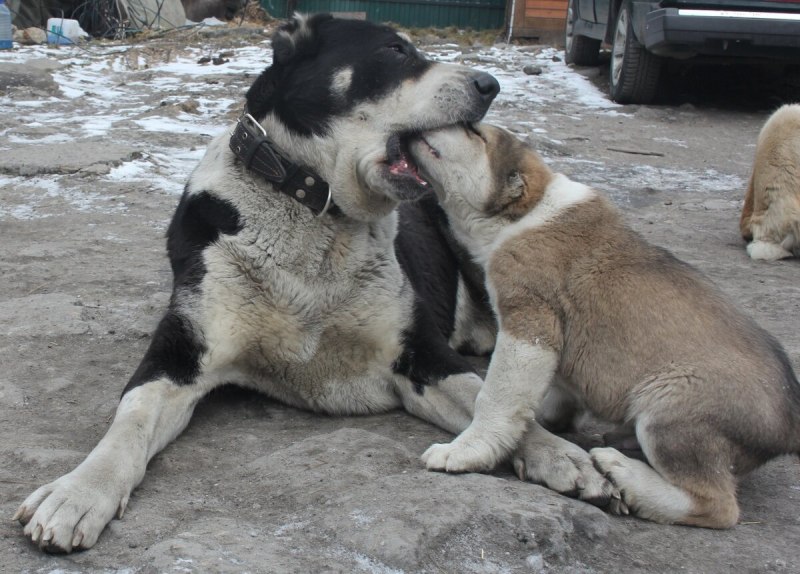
1, 37, 724, 221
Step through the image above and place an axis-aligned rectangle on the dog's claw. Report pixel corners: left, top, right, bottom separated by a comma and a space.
32, 523, 43, 543
513, 459, 526, 481
11, 507, 23, 522
72, 531, 83, 549
117, 496, 129, 519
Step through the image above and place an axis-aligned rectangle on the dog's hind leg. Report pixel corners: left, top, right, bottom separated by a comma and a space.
512, 421, 620, 508
14, 310, 220, 552
591, 419, 739, 528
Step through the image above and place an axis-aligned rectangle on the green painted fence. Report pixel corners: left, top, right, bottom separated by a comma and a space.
260, 0, 506, 30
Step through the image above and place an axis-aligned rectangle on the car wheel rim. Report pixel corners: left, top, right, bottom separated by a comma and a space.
565, 0, 575, 53
612, 7, 628, 86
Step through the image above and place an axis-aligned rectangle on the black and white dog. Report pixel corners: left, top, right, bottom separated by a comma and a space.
14, 14, 506, 552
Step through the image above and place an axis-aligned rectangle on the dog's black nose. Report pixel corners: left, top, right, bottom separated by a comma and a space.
472, 73, 500, 102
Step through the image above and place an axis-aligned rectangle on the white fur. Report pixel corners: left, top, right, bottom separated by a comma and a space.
747, 239, 793, 260
513, 422, 618, 504
591, 447, 694, 523
492, 174, 594, 253
422, 332, 557, 472
331, 67, 353, 96
16, 379, 210, 551
439, 172, 595, 267
398, 372, 482, 434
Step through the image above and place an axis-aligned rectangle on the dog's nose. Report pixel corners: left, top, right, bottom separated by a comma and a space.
472, 73, 500, 102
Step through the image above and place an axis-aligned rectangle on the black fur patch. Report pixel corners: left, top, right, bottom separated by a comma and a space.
167, 190, 242, 289
393, 195, 478, 391
123, 191, 242, 395
246, 15, 431, 135
393, 303, 478, 393
395, 196, 460, 337
122, 310, 205, 395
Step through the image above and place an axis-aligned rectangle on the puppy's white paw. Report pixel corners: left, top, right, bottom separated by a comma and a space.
421, 438, 500, 473
513, 437, 620, 509
14, 468, 128, 553
747, 240, 792, 261
590, 447, 634, 516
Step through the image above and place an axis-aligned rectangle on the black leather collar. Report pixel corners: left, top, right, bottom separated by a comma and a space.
229, 113, 336, 217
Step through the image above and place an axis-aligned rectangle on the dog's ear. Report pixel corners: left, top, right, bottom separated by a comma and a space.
272, 12, 333, 65
245, 13, 334, 120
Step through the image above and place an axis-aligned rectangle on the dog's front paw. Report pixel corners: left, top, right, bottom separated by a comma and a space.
421, 438, 500, 473
514, 438, 620, 509
14, 468, 128, 553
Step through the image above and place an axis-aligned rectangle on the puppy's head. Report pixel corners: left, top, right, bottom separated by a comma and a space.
245, 14, 501, 220
408, 124, 552, 222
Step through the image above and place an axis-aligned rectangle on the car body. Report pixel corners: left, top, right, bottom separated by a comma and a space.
565, 0, 800, 103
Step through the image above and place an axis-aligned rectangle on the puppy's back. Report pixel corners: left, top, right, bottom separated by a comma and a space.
490, 193, 800, 455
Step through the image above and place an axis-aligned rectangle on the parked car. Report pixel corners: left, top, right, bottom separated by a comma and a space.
565, 0, 800, 103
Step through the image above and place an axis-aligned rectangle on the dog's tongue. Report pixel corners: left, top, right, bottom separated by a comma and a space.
387, 134, 429, 187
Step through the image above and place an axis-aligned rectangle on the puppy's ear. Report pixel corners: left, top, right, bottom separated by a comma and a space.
505, 171, 526, 201
489, 170, 528, 217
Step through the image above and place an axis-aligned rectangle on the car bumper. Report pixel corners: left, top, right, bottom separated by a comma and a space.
643, 8, 800, 59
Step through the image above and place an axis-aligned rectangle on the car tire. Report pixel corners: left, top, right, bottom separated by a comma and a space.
609, 0, 663, 104
565, 0, 601, 66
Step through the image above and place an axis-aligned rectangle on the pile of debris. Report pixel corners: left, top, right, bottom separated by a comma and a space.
7, 0, 253, 42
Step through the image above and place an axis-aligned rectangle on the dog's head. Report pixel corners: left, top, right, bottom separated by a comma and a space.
408, 124, 553, 223
245, 14, 500, 220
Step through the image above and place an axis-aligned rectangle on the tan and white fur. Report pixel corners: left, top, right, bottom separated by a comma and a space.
740, 104, 800, 260
411, 124, 800, 528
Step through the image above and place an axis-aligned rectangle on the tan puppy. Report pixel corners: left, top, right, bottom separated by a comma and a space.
740, 104, 800, 260
409, 124, 800, 528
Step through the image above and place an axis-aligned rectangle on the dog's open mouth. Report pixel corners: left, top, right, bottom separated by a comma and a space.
385, 133, 430, 188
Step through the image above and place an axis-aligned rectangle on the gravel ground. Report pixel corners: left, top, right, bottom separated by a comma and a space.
1, 23, 798, 574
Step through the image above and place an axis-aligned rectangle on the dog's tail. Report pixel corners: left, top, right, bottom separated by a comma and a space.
740, 171, 755, 241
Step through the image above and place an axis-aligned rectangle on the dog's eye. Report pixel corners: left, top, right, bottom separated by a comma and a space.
387, 43, 407, 56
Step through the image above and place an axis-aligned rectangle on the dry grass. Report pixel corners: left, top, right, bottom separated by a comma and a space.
395, 25, 505, 46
